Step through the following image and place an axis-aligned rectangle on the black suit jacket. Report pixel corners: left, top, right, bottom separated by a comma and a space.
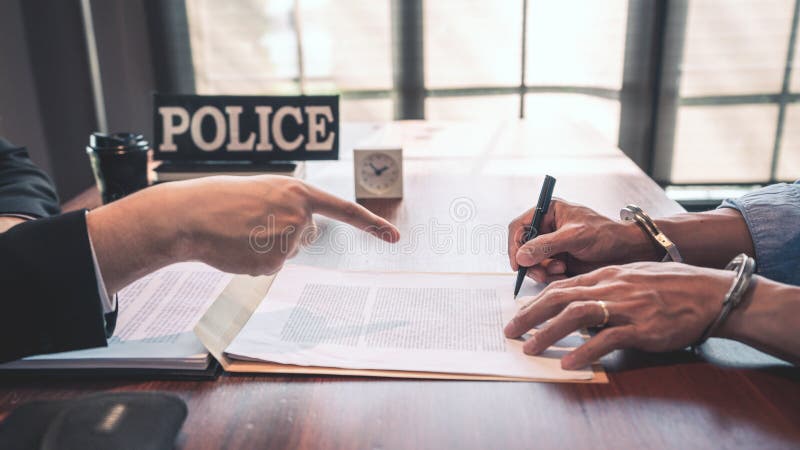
0, 138, 110, 363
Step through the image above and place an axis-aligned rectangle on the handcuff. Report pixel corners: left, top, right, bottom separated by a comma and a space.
619, 206, 756, 350
694, 253, 756, 348
619, 204, 683, 263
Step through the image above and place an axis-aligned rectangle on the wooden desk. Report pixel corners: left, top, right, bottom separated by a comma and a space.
4, 120, 799, 449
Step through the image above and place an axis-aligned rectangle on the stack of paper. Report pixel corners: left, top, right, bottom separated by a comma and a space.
202, 265, 602, 382
1, 262, 604, 383
1, 263, 232, 372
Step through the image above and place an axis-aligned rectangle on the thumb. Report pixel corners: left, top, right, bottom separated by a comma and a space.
516, 228, 575, 267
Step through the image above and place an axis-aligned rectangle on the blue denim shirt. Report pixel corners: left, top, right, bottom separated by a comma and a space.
718, 181, 800, 286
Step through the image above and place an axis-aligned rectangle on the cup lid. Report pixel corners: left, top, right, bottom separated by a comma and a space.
89, 132, 148, 150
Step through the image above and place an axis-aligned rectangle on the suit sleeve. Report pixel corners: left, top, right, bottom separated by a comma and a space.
0, 210, 109, 363
0, 137, 60, 218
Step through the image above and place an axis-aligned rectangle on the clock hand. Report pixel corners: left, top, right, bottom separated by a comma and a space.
376, 165, 390, 175
368, 162, 381, 175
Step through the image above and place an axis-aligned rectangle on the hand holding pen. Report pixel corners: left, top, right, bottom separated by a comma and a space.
513, 175, 556, 297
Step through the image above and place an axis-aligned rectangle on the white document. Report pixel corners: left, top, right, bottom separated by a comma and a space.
224, 265, 593, 381
2, 262, 232, 370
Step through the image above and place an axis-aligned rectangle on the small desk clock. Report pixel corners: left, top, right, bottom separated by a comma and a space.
353, 148, 403, 199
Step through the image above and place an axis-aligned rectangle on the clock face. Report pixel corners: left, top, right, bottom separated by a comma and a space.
358, 152, 400, 194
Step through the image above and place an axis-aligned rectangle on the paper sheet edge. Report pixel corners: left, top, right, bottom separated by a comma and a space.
221, 359, 608, 383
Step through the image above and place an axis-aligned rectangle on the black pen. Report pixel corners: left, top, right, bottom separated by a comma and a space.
513, 175, 556, 298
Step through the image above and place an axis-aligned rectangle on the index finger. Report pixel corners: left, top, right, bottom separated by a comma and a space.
306, 185, 400, 243
504, 275, 615, 338
507, 213, 528, 270
507, 199, 561, 270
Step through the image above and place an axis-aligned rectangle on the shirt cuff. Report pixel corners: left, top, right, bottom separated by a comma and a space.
85, 211, 116, 314
717, 181, 800, 286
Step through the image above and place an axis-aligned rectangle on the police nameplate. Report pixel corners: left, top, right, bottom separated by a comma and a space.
153, 94, 339, 161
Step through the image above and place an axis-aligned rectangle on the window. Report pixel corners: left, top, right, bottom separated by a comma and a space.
184, 0, 800, 183
186, 0, 627, 144
668, 0, 800, 183
186, 0, 394, 121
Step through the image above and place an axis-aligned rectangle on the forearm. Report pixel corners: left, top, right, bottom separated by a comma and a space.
87, 184, 189, 294
718, 276, 800, 364
644, 209, 754, 268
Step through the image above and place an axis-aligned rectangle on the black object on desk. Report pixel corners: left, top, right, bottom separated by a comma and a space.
86, 132, 150, 204
513, 175, 556, 298
0, 392, 187, 450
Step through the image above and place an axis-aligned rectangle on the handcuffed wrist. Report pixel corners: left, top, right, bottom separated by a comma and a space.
620, 204, 683, 263
693, 253, 756, 348
621, 221, 664, 262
